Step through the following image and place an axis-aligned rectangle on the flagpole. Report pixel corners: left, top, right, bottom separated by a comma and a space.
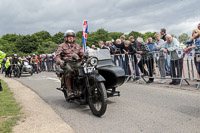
82, 20, 88, 53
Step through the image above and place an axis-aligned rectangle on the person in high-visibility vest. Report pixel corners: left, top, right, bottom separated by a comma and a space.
0, 50, 6, 91
5, 57, 12, 77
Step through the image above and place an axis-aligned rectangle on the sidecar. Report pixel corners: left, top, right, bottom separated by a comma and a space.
87, 49, 126, 96
21, 60, 33, 75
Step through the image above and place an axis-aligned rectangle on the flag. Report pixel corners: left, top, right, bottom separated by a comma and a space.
82, 20, 88, 53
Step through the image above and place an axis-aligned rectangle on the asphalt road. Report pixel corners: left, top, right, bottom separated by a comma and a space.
15, 72, 200, 133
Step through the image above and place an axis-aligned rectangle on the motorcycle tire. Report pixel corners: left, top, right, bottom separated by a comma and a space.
88, 82, 107, 117
17, 68, 20, 78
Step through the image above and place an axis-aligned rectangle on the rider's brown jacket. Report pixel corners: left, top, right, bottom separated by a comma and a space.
55, 42, 84, 65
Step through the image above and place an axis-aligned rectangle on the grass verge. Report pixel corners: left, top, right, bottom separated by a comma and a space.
0, 80, 22, 133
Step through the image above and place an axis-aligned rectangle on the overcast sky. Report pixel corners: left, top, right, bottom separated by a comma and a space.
0, 0, 199, 37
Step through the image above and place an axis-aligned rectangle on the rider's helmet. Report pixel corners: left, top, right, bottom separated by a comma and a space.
14, 54, 17, 57
64, 30, 76, 38
32, 54, 35, 57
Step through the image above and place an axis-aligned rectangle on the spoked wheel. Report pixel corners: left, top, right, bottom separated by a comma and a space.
88, 82, 107, 117
17, 68, 20, 78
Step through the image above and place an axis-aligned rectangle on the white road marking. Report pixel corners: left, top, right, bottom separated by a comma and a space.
46, 77, 61, 83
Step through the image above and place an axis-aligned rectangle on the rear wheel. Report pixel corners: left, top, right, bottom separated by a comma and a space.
88, 82, 107, 117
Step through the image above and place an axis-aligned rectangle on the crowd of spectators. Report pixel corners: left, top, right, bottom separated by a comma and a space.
90, 23, 200, 85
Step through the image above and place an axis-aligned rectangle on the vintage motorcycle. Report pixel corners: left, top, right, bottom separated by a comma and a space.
12, 63, 21, 78
21, 60, 33, 76
56, 49, 125, 117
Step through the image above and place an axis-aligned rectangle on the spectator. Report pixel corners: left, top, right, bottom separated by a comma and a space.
198, 23, 200, 30
145, 39, 148, 44
123, 40, 131, 76
39, 55, 43, 71
105, 41, 115, 54
128, 37, 140, 80
161, 34, 182, 85
112, 39, 124, 68
160, 28, 167, 41
98, 41, 108, 49
91, 45, 97, 50
147, 37, 154, 52
26, 55, 31, 64
120, 35, 126, 43
154, 33, 166, 83
186, 29, 200, 75
114, 35, 126, 54
137, 37, 154, 83
160, 28, 170, 75
129, 36, 135, 42
110, 40, 118, 52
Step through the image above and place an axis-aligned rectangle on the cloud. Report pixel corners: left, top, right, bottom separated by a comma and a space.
0, 0, 200, 37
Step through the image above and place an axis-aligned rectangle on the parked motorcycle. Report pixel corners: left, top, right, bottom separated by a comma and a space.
56, 49, 125, 117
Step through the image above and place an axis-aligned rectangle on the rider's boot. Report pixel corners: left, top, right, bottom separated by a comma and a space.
66, 76, 74, 99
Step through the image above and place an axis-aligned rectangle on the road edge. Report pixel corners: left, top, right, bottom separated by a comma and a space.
0, 75, 75, 133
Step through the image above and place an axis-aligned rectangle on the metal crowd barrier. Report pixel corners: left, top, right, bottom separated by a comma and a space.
111, 49, 200, 88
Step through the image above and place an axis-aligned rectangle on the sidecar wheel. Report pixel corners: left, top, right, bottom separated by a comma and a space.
88, 82, 107, 117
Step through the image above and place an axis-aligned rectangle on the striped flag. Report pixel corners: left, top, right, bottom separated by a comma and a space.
82, 20, 88, 53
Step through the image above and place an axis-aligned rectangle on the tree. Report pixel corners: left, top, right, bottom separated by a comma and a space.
52, 32, 64, 44
109, 32, 124, 40
178, 33, 189, 44
15, 35, 39, 53
171, 34, 178, 39
1, 34, 18, 42
128, 31, 143, 40
32, 30, 51, 41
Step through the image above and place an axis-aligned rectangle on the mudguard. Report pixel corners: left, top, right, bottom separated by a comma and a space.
90, 74, 106, 82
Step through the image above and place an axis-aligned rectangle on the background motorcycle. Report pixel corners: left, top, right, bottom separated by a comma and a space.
12, 64, 21, 78
21, 61, 33, 76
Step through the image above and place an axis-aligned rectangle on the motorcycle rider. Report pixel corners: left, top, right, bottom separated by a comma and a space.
55, 30, 84, 99
12, 54, 20, 65
0, 50, 6, 91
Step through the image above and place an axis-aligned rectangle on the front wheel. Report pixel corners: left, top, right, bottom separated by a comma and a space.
16, 68, 20, 78
88, 82, 107, 117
